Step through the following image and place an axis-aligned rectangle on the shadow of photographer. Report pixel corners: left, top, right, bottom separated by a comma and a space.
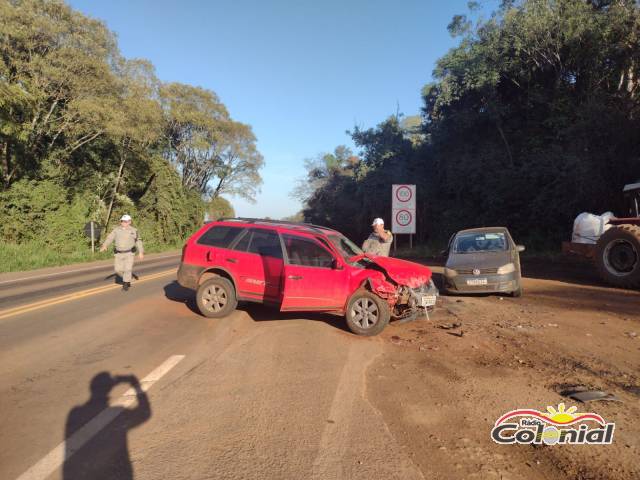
63, 372, 151, 480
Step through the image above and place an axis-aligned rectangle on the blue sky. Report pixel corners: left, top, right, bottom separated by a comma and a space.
68, 0, 497, 219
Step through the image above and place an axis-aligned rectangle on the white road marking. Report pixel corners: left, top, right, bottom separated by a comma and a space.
122, 354, 184, 396
14, 354, 185, 480
0, 254, 179, 286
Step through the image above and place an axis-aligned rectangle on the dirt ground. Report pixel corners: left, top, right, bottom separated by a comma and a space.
367, 260, 640, 480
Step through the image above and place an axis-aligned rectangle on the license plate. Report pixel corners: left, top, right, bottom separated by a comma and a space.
420, 295, 437, 307
467, 278, 488, 286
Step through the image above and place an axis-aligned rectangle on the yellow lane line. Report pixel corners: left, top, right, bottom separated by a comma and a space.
0, 269, 176, 321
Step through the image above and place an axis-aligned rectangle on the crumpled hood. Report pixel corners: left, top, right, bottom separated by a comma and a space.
365, 254, 432, 288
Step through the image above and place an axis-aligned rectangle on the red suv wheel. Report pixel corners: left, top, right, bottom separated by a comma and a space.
196, 277, 238, 318
345, 290, 390, 336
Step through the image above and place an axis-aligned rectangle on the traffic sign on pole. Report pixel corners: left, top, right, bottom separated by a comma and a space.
391, 185, 416, 234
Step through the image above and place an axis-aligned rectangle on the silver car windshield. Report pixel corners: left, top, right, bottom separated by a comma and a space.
453, 232, 508, 254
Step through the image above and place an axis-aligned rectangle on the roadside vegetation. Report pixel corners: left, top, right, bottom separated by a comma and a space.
0, 240, 184, 272
0, 0, 262, 272
294, 0, 640, 251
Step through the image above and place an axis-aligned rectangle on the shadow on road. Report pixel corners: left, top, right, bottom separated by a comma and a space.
520, 257, 610, 289
163, 280, 350, 333
241, 302, 351, 333
63, 372, 151, 480
163, 281, 199, 314
103, 273, 123, 285
521, 284, 640, 317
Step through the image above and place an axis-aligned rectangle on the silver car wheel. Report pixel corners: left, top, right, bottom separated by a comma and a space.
201, 285, 228, 312
350, 297, 379, 329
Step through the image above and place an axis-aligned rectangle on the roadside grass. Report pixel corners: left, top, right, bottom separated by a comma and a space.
0, 241, 183, 273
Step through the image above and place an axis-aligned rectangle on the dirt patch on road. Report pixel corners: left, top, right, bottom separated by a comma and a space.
367, 275, 640, 479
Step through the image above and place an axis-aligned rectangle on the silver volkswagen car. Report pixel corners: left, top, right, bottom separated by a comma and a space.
442, 227, 524, 296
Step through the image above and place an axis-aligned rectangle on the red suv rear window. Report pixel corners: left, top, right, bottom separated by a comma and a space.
197, 225, 244, 248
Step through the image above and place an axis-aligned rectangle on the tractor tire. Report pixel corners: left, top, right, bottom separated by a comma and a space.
595, 224, 640, 289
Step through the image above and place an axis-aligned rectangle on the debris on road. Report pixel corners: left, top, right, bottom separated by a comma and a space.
437, 322, 462, 330
563, 389, 622, 403
623, 385, 640, 397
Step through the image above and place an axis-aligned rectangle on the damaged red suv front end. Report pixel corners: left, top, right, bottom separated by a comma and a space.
348, 254, 438, 323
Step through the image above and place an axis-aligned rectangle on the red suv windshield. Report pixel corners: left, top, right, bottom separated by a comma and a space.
327, 234, 363, 261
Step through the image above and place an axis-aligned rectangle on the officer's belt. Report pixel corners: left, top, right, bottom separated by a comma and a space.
115, 248, 134, 254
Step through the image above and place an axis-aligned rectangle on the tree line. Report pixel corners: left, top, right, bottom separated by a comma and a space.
0, 0, 261, 253
295, 0, 640, 250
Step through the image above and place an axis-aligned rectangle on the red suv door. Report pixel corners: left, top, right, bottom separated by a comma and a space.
280, 234, 348, 311
228, 227, 284, 302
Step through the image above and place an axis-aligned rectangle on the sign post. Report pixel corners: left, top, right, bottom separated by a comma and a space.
391, 184, 416, 251
84, 221, 103, 253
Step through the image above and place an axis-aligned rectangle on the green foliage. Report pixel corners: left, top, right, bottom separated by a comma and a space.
298, 0, 640, 251
0, 0, 263, 269
207, 196, 235, 220
291, 145, 357, 202
300, 117, 423, 243
422, 0, 640, 247
133, 155, 206, 246
160, 82, 264, 200
0, 240, 180, 273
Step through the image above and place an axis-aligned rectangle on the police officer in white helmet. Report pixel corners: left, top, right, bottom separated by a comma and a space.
100, 214, 144, 291
362, 218, 393, 256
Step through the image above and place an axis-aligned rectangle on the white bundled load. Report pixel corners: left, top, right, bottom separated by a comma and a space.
572, 211, 615, 244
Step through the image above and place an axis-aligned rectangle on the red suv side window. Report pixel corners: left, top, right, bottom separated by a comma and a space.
283, 234, 334, 268
234, 228, 283, 259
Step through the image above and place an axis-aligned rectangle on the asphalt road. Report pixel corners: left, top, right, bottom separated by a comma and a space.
0, 255, 421, 480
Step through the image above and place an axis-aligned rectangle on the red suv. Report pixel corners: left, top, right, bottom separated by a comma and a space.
177, 219, 438, 335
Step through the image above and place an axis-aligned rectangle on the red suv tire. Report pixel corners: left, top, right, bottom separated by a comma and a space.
345, 289, 390, 336
196, 277, 238, 318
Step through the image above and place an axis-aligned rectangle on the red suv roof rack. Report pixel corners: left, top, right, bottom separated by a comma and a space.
217, 217, 338, 235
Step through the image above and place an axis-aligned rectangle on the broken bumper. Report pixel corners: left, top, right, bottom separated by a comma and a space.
410, 280, 439, 307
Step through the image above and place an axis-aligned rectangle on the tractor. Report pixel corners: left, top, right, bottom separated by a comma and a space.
562, 182, 640, 288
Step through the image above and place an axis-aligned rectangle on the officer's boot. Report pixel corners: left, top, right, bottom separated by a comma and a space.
123, 282, 130, 291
